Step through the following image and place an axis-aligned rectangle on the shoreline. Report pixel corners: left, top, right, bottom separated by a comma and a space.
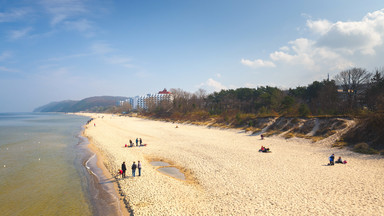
78, 113, 384, 215
82, 127, 131, 216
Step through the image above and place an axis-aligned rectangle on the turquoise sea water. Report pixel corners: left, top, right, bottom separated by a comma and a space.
0, 113, 120, 216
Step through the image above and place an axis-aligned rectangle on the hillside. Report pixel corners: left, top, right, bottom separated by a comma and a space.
34, 96, 128, 113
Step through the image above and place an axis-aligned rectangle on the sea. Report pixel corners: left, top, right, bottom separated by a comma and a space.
0, 113, 122, 216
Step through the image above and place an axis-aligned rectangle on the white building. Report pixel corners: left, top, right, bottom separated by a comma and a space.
120, 89, 173, 110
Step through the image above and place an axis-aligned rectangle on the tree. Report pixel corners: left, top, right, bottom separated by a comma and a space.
314, 80, 339, 114
371, 67, 384, 83
334, 67, 372, 110
120, 102, 132, 113
170, 88, 192, 113
298, 103, 311, 117
365, 67, 384, 111
281, 96, 296, 115
144, 97, 157, 113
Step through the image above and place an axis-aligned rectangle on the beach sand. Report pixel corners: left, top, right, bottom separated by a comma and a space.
81, 113, 384, 215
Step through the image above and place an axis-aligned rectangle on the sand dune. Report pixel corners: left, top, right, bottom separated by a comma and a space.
81, 113, 384, 216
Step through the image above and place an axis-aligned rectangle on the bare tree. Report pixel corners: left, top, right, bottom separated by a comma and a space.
335, 67, 372, 110
170, 88, 192, 113
144, 97, 157, 112
195, 88, 207, 98
121, 102, 132, 113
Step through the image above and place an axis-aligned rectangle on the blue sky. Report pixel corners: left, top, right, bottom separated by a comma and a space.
1, 0, 384, 112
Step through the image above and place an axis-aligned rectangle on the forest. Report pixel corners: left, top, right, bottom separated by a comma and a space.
131, 67, 384, 118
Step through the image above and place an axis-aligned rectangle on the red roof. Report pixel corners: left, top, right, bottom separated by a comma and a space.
158, 88, 171, 94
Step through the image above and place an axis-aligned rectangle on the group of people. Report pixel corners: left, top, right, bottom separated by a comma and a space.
125, 138, 144, 147
259, 145, 271, 153
328, 154, 347, 165
120, 161, 142, 178
86, 118, 94, 125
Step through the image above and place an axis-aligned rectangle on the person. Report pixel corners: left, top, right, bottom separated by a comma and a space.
261, 134, 264, 140
135, 138, 138, 146
129, 140, 133, 147
138, 161, 142, 176
131, 161, 137, 177
259, 146, 270, 153
329, 154, 335, 165
335, 156, 343, 164
139, 138, 143, 146
121, 162, 127, 178
259, 146, 265, 152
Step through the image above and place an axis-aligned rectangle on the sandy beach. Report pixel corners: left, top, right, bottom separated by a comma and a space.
81, 113, 384, 216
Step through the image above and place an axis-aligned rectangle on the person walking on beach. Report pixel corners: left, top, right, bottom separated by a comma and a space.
138, 161, 142, 176
131, 162, 137, 177
139, 138, 142, 146
135, 138, 138, 146
121, 162, 127, 178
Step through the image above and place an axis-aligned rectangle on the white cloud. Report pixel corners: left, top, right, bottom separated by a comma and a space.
64, 19, 94, 36
242, 8, 384, 79
45, 52, 90, 62
279, 46, 290, 51
0, 8, 30, 23
311, 9, 384, 55
40, 0, 88, 25
241, 58, 276, 68
89, 43, 137, 69
43, 42, 136, 70
306, 19, 332, 35
8, 27, 33, 40
199, 78, 227, 92
270, 38, 315, 67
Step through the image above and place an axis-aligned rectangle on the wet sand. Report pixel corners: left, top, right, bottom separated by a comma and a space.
80, 113, 384, 215
85, 133, 131, 216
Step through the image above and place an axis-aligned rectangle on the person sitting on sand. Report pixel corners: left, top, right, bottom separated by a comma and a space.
259, 146, 270, 153
335, 156, 343, 164
259, 146, 265, 152
129, 140, 133, 147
